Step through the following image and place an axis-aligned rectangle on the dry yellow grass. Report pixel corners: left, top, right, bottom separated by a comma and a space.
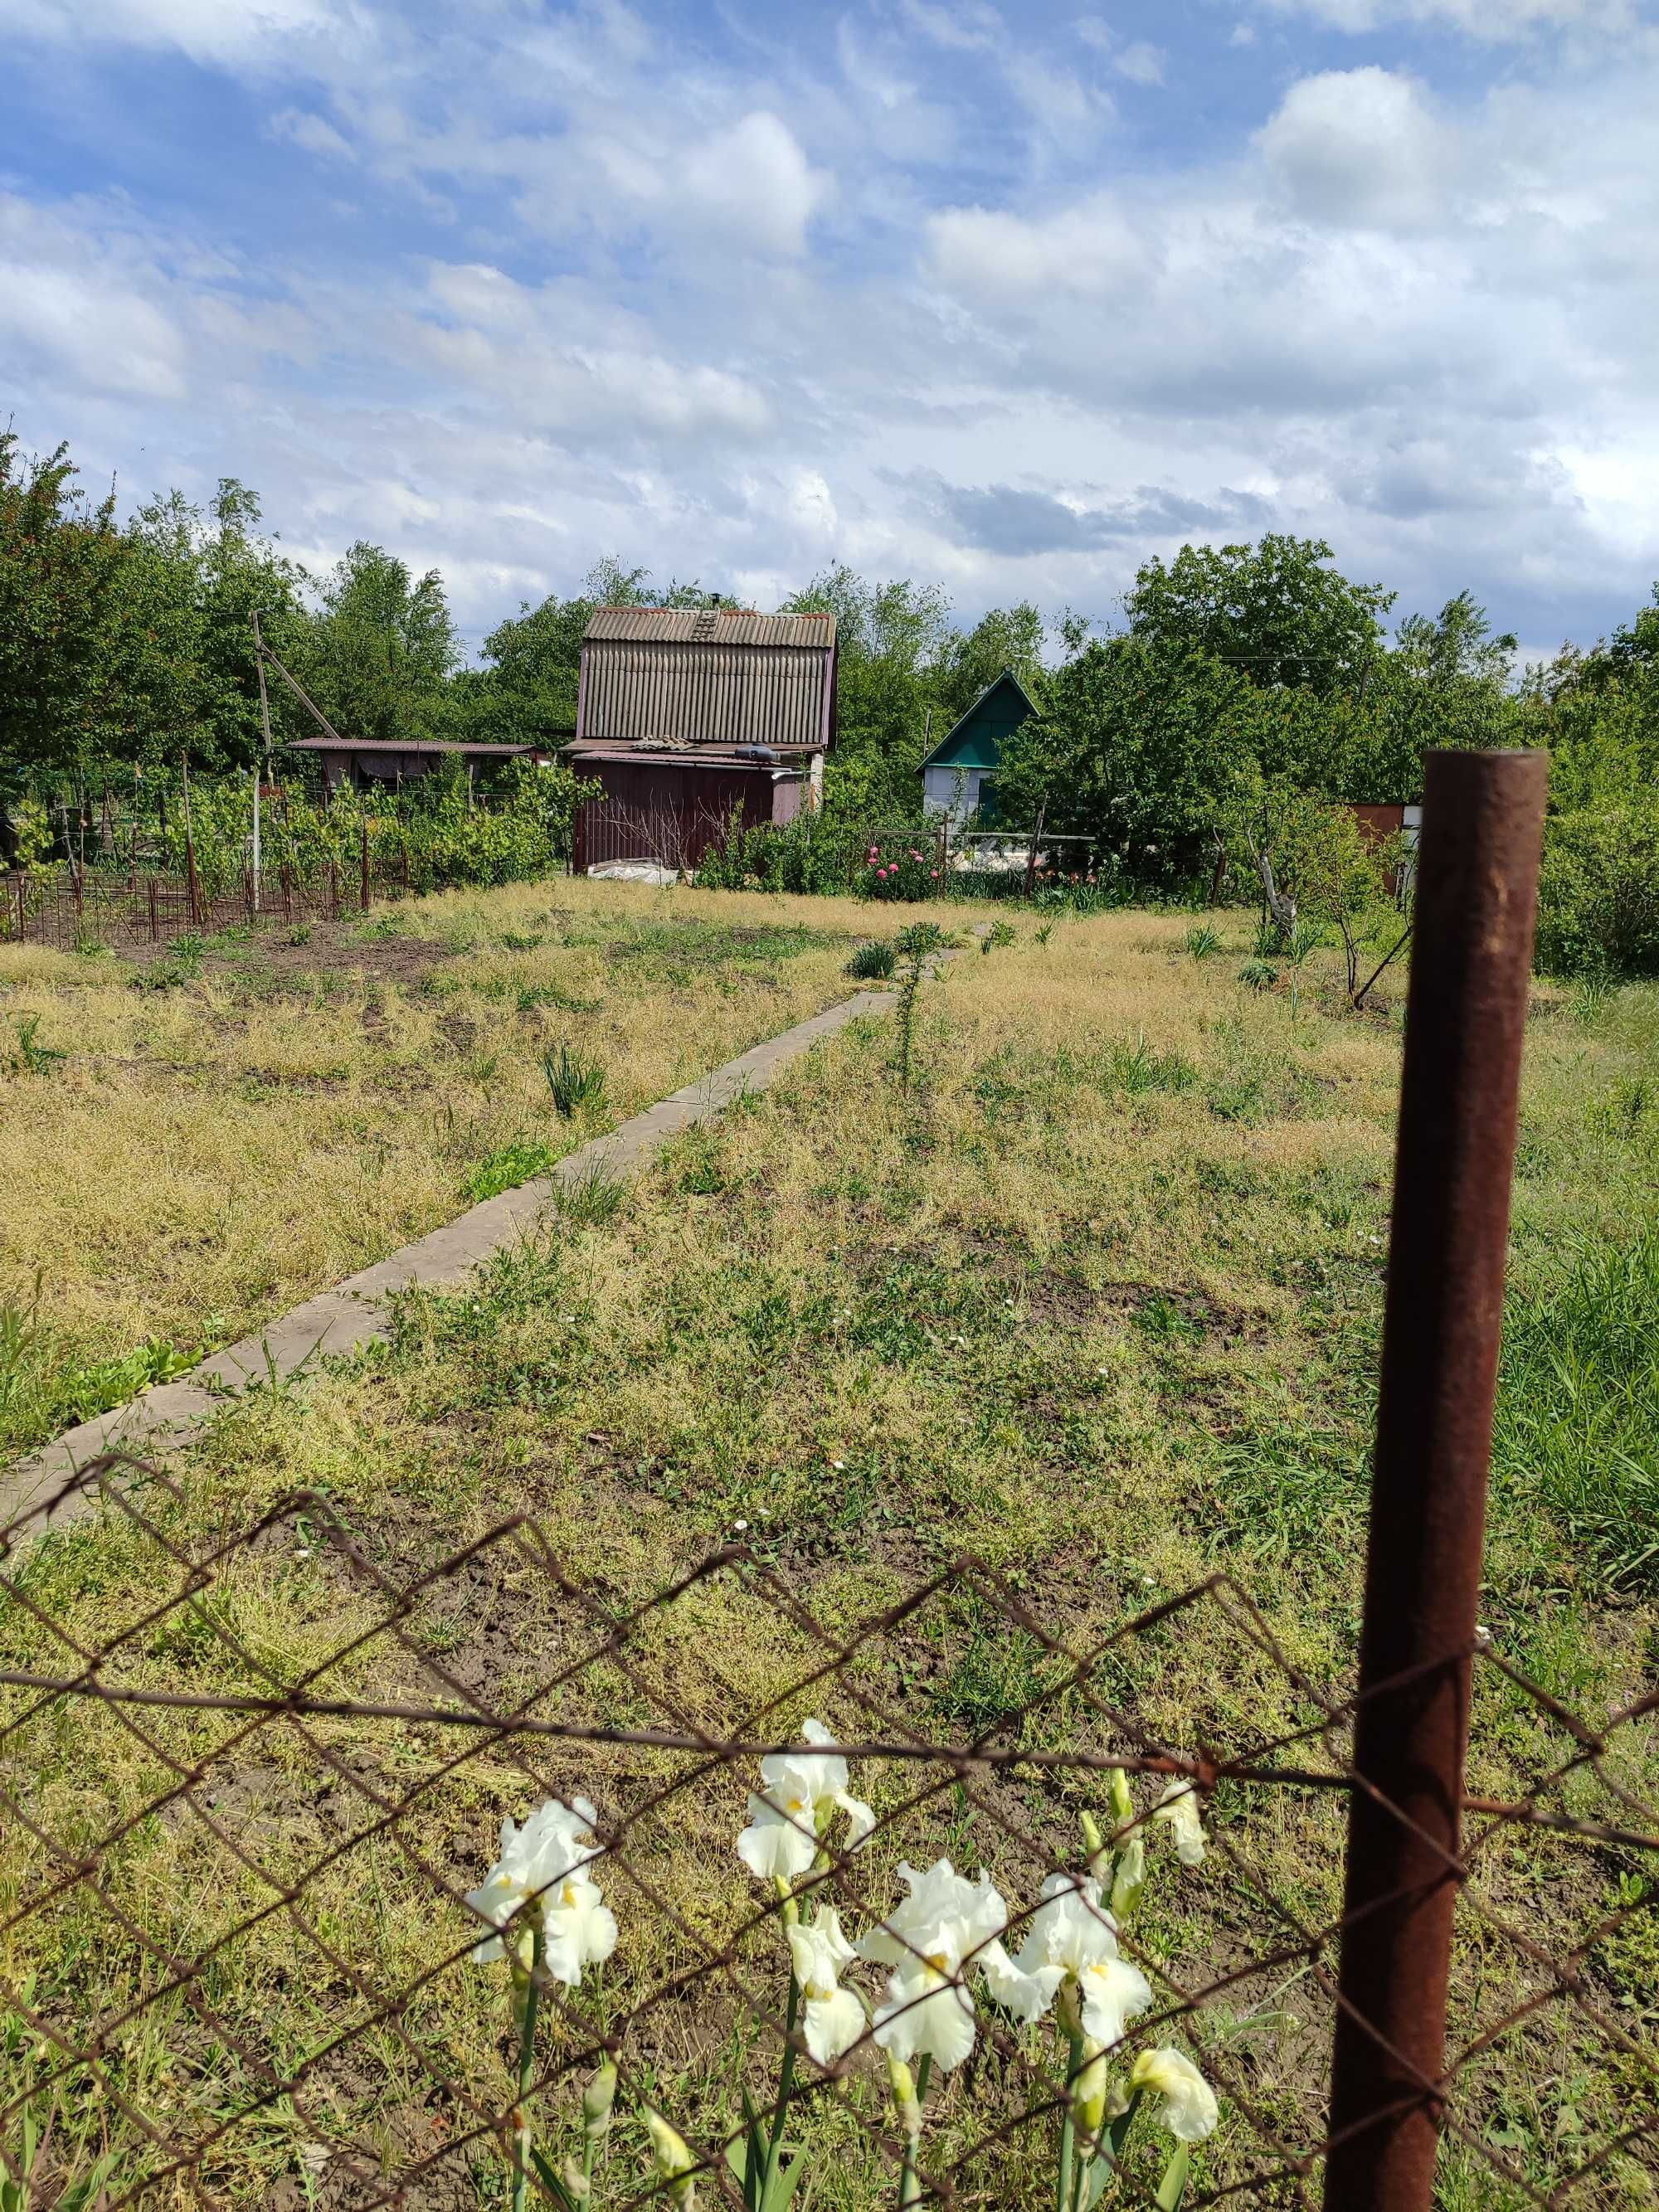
0, 876, 936, 1451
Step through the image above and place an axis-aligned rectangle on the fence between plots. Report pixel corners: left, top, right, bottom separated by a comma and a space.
1, 1452, 1652, 2212
2, 848, 418, 950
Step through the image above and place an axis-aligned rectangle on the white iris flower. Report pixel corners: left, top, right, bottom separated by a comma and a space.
983, 1872, 1154, 2049
862, 1859, 1014, 2073
467, 1796, 618, 1985
1152, 1781, 1208, 1868
786, 1908, 867, 2065
1129, 2047, 1220, 2142
737, 1720, 876, 1883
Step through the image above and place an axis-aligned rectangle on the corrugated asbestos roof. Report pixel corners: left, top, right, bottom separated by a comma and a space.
584, 606, 835, 649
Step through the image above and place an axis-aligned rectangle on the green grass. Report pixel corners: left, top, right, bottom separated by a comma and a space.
1492, 1223, 1659, 1593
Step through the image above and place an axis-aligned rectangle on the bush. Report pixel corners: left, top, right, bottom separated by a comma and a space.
860, 838, 941, 901
693, 814, 850, 896
1535, 800, 1659, 979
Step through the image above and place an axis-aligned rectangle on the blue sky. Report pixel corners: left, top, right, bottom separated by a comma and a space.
2, 0, 1656, 663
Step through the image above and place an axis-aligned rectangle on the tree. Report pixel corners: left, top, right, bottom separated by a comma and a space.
785, 566, 956, 822
453, 593, 592, 746
1125, 534, 1394, 694
998, 639, 1257, 885
0, 435, 122, 783
1394, 589, 1516, 688
297, 542, 459, 746
932, 601, 1046, 726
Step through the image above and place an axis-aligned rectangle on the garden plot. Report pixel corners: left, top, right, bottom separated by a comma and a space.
3, 909, 1655, 2206
0, 877, 928, 1459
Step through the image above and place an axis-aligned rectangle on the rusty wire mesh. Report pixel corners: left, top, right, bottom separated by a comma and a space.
1, 1453, 1654, 2210
0, 859, 426, 952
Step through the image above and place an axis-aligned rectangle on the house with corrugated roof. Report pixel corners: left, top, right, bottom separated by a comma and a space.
919, 669, 1039, 829
564, 606, 837, 873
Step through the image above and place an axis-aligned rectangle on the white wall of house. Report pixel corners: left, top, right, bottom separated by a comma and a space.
922, 764, 990, 822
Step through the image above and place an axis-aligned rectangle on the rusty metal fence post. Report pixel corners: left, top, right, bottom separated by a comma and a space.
1324, 748, 1548, 2211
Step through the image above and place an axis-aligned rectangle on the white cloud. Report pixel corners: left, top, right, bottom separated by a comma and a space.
926, 193, 1148, 300
1113, 41, 1166, 85
269, 107, 356, 161
679, 112, 828, 257
900, 0, 1000, 51
2, 0, 1656, 655
1256, 68, 1451, 227
6, 0, 363, 66
1256, 0, 1639, 38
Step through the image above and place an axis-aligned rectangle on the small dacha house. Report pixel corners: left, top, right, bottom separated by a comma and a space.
564, 606, 838, 874
919, 669, 1039, 829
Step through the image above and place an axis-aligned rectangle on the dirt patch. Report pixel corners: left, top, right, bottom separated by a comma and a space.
194, 921, 453, 993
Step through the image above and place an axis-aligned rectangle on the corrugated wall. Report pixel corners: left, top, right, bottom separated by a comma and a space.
572, 759, 792, 872
581, 642, 830, 749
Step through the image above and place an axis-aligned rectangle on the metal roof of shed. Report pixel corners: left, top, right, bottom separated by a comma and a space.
288, 738, 550, 756
584, 606, 835, 649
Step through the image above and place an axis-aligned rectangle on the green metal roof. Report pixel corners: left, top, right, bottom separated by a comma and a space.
919, 669, 1039, 774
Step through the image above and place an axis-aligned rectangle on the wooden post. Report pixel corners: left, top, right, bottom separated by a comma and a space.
252, 609, 275, 913
180, 754, 202, 925
1024, 801, 1047, 901
148, 878, 159, 942
360, 816, 371, 911
328, 858, 339, 919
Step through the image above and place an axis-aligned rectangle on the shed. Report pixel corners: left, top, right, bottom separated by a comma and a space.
567, 606, 837, 873
919, 670, 1039, 828
288, 737, 554, 795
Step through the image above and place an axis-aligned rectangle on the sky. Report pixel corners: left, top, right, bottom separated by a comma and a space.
2, 0, 1657, 666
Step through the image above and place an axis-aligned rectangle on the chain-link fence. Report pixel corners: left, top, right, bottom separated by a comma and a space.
3, 750, 1649, 2211
2, 1450, 1653, 2210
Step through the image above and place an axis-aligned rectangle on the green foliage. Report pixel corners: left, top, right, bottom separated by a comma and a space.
548, 1165, 624, 1226
1493, 1224, 1659, 1592
9, 1014, 65, 1075
847, 938, 898, 980
0, 434, 122, 780
1125, 532, 1394, 693
891, 921, 945, 1088
999, 639, 1253, 887
294, 541, 460, 747
694, 812, 852, 897
542, 1042, 606, 1118
463, 1141, 561, 1202
1185, 924, 1220, 960
1098, 1034, 1199, 1096
1535, 798, 1659, 979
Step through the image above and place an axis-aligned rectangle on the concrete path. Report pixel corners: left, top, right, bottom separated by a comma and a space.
2, 984, 896, 1537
